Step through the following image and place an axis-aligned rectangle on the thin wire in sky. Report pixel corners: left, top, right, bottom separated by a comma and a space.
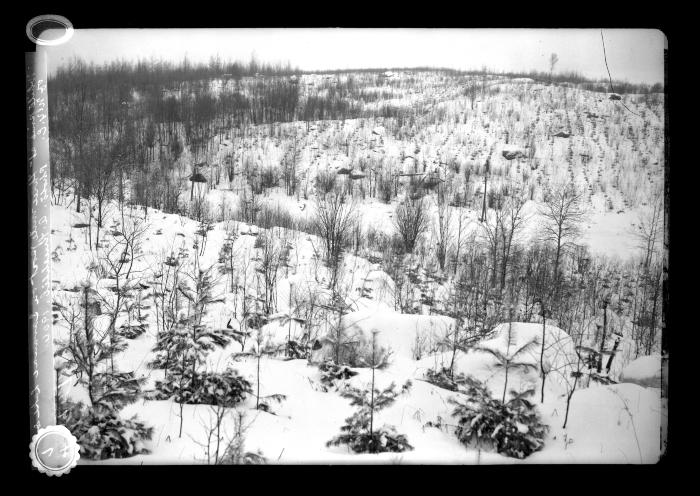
600, 29, 643, 119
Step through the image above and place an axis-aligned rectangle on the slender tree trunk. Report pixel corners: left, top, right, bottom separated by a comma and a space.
178, 400, 184, 438
87, 200, 93, 249
95, 199, 102, 250
648, 273, 660, 355
287, 287, 293, 358
480, 172, 488, 223
563, 303, 586, 429
191, 323, 197, 394
553, 229, 563, 288
369, 332, 376, 453
449, 324, 458, 380
83, 287, 95, 406
563, 379, 577, 429
605, 335, 620, 374
502, 321, 513, 404
500, 239, 509, 290
214, 409, 222, 464
256, 353, 261, 409
334, 305, 343, 365
454, 214, 462, 277
597, 301, 608, 373
540, 305, 547, 403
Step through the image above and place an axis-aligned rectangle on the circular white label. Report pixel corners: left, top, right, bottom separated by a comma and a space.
29, 425, 80, 476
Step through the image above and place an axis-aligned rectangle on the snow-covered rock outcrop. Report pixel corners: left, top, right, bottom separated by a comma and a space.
501, 145, 526, 160
310, 310, 455, 365
472, 322, 578, 395
619, 354, 664, 389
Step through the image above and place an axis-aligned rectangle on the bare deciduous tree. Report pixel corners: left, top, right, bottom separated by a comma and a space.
255, 232, 281, 315
394, 197, 429, 254
481, 187, 529, 291
434, 198, 453, 272
193, 406, 265, 465
539, 181, 587, 287
633, 189, 663, 270
312, 193, 358, 287
549, 53, 559, 84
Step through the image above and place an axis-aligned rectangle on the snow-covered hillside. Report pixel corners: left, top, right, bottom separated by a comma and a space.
46, 65, 666, 465
158, 75, 663, 262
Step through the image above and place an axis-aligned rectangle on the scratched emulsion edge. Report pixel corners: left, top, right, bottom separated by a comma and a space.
661, 41, 669, 458
27, 50, 55, 437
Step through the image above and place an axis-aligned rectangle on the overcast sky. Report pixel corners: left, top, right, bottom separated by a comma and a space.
41, 28, 666, 85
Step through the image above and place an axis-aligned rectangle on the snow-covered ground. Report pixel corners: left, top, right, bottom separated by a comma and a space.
47, 71, 665, 464
51, 199, 667, 464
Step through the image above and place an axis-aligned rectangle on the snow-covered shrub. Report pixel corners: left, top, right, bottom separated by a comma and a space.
346, 335, 393, 368
315, 170, 337, 196
394, 197, 429, 253
312, 323, 393, 368
149, 321, 231, 372
153, 367, 252, 407
328, 423, 413, 454
318, 359, 358, 390
62, 401, 154, 460
117, 324, 147, 339
198, 407, 267, 465
246, 312, 268, 330
449, 376, 548, 459
259, 166, 280, 192
255, 202, 302, 231
423, 366, 468, 392
91, 371, 147, 411
377, 172, 394, 203
221, 447, 266, 465
283, 339, 311, 359
218, 412, 266, 464
327, 381, 413, 454
190, 370, 253, 406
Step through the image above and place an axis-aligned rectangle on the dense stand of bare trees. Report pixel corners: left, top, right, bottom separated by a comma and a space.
49, 58, 665, 376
